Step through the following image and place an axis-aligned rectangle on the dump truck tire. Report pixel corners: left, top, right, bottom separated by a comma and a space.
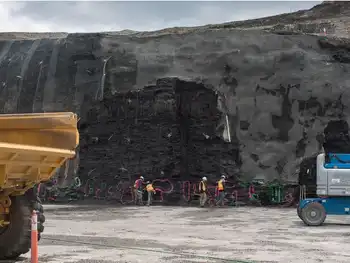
36, 199, 45, 241
0, 196, 31, 259
0, 195, 46, 259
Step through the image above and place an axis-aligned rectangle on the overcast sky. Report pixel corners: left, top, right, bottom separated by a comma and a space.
0, 1, 321, 33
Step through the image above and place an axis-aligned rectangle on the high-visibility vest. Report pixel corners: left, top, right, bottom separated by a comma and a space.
199, 181, 207, 192
146, 183, 155, 192
218, 179, 224, 191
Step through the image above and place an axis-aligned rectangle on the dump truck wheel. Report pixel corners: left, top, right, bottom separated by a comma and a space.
33, 200, 44, 213
0, 196, 31, 260
35, 200, 45, 241
301, 202, 326, 226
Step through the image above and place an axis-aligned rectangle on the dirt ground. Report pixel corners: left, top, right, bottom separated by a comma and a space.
19, 204, 350, 263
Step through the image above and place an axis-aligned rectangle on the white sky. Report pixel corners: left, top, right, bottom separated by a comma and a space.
0, 1, 322, 32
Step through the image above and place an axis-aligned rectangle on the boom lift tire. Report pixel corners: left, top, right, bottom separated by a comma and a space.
297, 206, 302, 219
0, 195, 45, 260
300, 202, 326, 226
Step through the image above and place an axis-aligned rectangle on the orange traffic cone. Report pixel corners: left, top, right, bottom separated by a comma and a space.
31, 210, 38, 263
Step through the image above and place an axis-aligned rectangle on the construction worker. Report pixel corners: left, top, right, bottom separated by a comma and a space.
216, 175, 226, 207
133, 176, 144, 205
199, 177, 208, 207
146, 181, 156, 206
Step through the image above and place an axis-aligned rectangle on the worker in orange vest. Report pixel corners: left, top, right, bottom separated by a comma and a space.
199, 177, 208, 207
216, 175, 226, 207
133, 176, 144, 205
146, 181, 156, 206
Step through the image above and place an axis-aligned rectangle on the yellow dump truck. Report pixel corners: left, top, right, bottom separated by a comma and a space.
0, 112, 79, 259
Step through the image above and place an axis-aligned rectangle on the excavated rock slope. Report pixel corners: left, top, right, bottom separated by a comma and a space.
0, 1, 350, 186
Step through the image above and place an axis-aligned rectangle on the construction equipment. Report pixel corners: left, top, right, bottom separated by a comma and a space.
298, 153, 350, 226
46, 177, 84, 203
0, 112, 79, 259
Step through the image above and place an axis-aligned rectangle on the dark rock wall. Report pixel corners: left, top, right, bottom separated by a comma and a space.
78, 78, 238, 181
0, 29, 349, 191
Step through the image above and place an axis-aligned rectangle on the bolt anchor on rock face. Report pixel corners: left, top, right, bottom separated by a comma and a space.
225, 114, 231, 142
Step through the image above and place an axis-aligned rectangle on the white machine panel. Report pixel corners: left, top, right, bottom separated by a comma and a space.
316, 153, 350, 196
316, 153, 328, 196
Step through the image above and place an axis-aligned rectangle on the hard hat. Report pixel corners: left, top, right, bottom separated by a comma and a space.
221, 175, 226, 179
147, 181, 150, 184
140, 176, 144, 180
202, 177, 207, 181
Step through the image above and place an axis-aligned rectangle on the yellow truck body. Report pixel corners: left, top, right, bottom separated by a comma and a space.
0, 112, 79, 196
0, 112, 79, 260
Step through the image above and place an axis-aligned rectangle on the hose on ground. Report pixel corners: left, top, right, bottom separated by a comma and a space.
43, 237, 255, 263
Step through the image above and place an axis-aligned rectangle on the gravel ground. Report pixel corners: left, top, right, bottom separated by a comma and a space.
16, 204, 350, 263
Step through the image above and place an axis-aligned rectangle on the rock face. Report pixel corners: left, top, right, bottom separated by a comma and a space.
1, 2, 350, 203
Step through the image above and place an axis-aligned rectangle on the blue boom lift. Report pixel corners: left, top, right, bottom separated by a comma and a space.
298, 153, 350, 226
